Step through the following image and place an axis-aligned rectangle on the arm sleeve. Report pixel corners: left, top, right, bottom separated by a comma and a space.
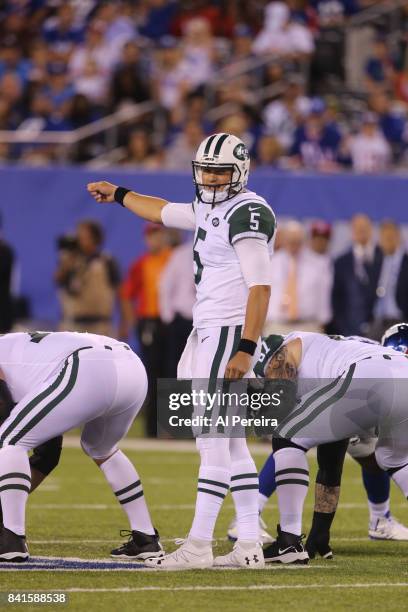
228, 203, 276, 245
161, 202, 195, 230
234, 238, 272, 288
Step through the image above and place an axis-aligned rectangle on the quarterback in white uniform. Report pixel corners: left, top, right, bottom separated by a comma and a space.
0, 331, 163, 562
254, 331, 408, 563
88, 133, 276, 569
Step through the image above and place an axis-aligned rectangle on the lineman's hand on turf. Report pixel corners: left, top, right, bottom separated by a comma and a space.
225, 351, 251, 379
87, 181, 117, 203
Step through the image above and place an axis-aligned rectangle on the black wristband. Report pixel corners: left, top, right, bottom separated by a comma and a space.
114, 186, 130, 207
237, 338, 257, 356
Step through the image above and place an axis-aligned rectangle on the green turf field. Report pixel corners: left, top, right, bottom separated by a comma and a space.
2, 440, 408, 611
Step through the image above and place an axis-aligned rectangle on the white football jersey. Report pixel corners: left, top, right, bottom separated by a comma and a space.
162, 190, 276, 328
284, 331, 406, 379
0, 331, 129, 402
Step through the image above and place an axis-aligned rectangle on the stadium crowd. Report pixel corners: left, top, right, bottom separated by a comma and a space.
1, 0, 408, 171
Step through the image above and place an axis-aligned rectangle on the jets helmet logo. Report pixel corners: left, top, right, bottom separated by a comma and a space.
233, 143, 249, 161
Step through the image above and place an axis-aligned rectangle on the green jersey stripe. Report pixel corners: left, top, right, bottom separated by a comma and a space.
0, 360, 69, 446
213, 133, 229, 157
8, 349, 84, 445
284, 363, 356, 438
223, 198, 266, 220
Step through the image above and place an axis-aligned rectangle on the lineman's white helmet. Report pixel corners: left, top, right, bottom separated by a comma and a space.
192, 133, 250, 205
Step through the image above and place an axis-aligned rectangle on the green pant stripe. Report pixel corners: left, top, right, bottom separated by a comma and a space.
284, 363, 356, 439
0, 484, 30, 494
198, 478, 229, 489
0, 361, 69, 446
8, 350, 82, 445
275, 375, 343, 438
230, 472, 258, 481
197, 487, 226, 499
217, 325, 242, 433
0, 472, 31, 483
201, 326, 229, 435
230, 484, 259, 492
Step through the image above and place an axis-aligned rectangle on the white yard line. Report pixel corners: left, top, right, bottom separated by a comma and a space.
32, 583, 408, 592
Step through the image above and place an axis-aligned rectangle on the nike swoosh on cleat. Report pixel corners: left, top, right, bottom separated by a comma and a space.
278, 547, 294, 555
248, 206, 261, 211
201, 336, 210, 343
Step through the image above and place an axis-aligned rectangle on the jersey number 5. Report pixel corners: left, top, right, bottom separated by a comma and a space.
193, 227, 207, 285
250, 211, 260, 231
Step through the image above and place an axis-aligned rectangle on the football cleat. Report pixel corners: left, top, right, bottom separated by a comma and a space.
305, 531, 333, 560
143, 538, 213, 570
263, 525, 309, 564
369, 516, 408, 541
213, 541, 265, 568
227, 516, 275, 544
110, 529, 164, 560
0, 526, 29, 562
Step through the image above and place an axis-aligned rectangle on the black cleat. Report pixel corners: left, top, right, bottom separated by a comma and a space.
110, 529, 164, 560
305, 531, 333, 560
263, 525, 309, 564
0, 526, 29, 563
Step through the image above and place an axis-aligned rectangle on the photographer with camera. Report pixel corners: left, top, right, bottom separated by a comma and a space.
55, 220, 121, 337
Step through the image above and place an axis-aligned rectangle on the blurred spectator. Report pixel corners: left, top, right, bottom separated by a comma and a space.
263, 76, 310, 151
331, 214, 382, 336
370, 220, 408, 339
310, 0, 359, 92
288, 100, 342, 171
120, 224, 172, 437
151, 36, 190, 112
309, 220, 332, 255
0, 36, 32, 84
41, 4, 84, 58
69, 20, 118, 105
253, 3, 314, 59
120, 129, 161, 168
343, 112, 391, 174
368, 92, 406, 155
265, 220, 332, 335
255, 134, 282, 168
164, 119, 204, 169
138, 0, 178, 41
110, 40, 151, 110
180, 17, 215, 88
0, 211, 15, 333
364, 37, 395, 93
55, 220, 120, 337
159, 240, 195, 377
42, 62, 75, 111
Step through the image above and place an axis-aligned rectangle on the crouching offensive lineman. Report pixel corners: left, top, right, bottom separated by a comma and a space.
257, 329, 408, 564
0, 331, 163, 562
